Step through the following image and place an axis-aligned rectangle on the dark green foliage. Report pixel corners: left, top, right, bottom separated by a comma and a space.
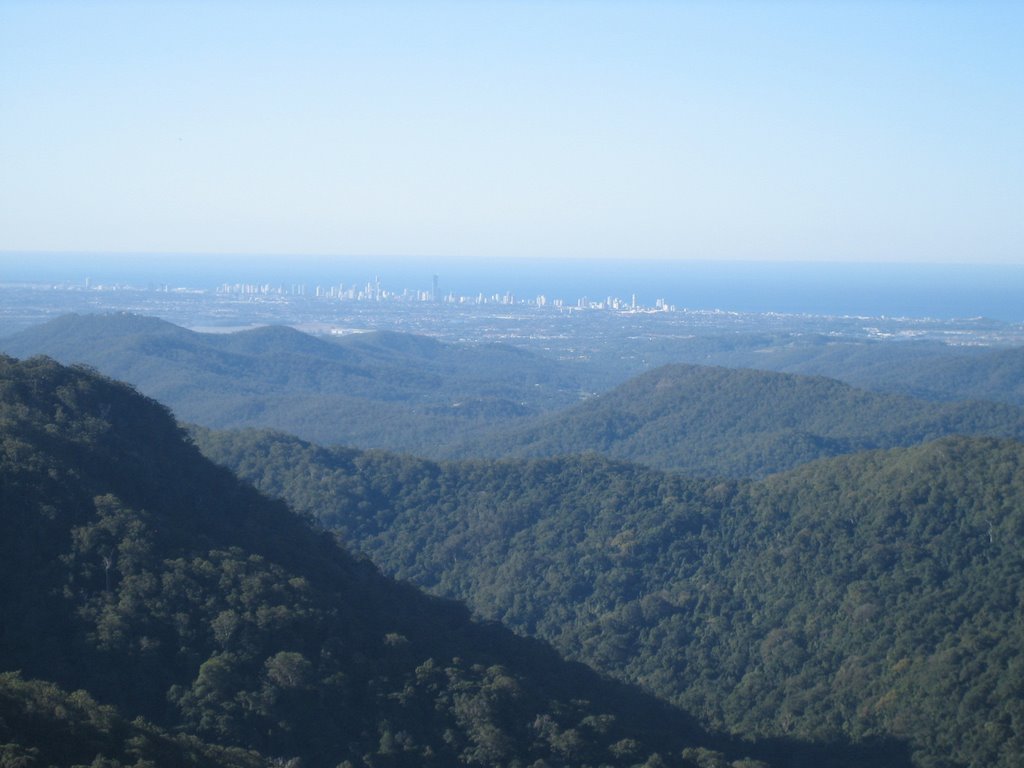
8, 315, 1023, 480
199, 427, 1024, 768
0, 671, 266, 767
571, 331, 1024, 407
0, 314, 587, 453
0, 354, 794, 768
735, 338, 1024, 406
451, 364, 1024, 476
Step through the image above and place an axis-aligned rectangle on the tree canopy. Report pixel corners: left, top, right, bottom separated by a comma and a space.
199, 426, 1024, 768
1, 354, 792, 768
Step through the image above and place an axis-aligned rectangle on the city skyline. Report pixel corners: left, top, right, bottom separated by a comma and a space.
4, 257, 1024, 323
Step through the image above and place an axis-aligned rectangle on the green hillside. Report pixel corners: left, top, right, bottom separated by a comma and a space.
200, 428, 1024, 768
566, 326, 1024, 407
645, 335, 1024, 406
0, 313, 586, 453
0, 672, 267, 768
451, 363, 1024, 476
6, 315, 1023, 479
0, 354, 817, 768
861, 343, 1024, 404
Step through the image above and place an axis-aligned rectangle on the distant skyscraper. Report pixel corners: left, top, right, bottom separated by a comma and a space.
432, 274, 439, 302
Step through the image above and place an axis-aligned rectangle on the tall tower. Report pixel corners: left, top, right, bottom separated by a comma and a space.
432, 274, 439, 302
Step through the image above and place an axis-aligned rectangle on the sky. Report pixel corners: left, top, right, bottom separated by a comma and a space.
1, 1, 1022, 265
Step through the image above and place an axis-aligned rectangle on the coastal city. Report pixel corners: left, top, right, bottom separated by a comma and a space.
215, 276, 676, 313
2, 273, 1022, 377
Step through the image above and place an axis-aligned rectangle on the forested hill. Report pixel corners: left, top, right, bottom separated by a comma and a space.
199, 428, 1024, 768
0, 355, 831, 768
0, 313, 586, 452
687, 336, 1024, 407
7, 314, 1024, 479
611, 333, 1024, 407
449, 363, 1024, 476
864, 343, 1024, 404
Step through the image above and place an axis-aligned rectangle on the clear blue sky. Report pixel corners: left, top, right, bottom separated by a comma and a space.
1, 1, 1021, 263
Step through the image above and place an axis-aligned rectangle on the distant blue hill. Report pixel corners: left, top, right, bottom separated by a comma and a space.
450, 362, 1024, 476
0, 313, 587, 452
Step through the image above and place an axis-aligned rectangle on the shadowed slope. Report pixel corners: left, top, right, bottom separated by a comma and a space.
3, 353, 877, 768
452, 363, 1024, 476
200, 426, 1024, 768
0, 313, 586, 452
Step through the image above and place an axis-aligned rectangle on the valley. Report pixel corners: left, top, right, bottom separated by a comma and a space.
2, 308, 1022, 768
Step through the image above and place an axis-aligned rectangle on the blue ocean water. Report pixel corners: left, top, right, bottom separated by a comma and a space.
2, 254, 1022, 322
429, 259, 1024, 322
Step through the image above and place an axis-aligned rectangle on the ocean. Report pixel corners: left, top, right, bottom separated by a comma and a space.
2, 254, 1021, 322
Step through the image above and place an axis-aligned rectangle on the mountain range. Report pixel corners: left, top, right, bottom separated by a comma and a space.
199, 427, 1024, 768
5, 311, 1024, 767
448, 363, 1024, 476
1, 354, 821, 768
6, 314, 1024, 477
650, 334, 1024, 407
0, 313, 586, 453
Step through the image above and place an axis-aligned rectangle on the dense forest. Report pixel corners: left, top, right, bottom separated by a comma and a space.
1, 354, 826, 768
447, 363, 1024, 476
655, 335, 1024, 407
14, 313, 1024, 411
0, 314, 587, 453
6, 315, 1024, 478
5, 316, 1023, 768
601, 332, 1024, 407
198, 428, 1024, 768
